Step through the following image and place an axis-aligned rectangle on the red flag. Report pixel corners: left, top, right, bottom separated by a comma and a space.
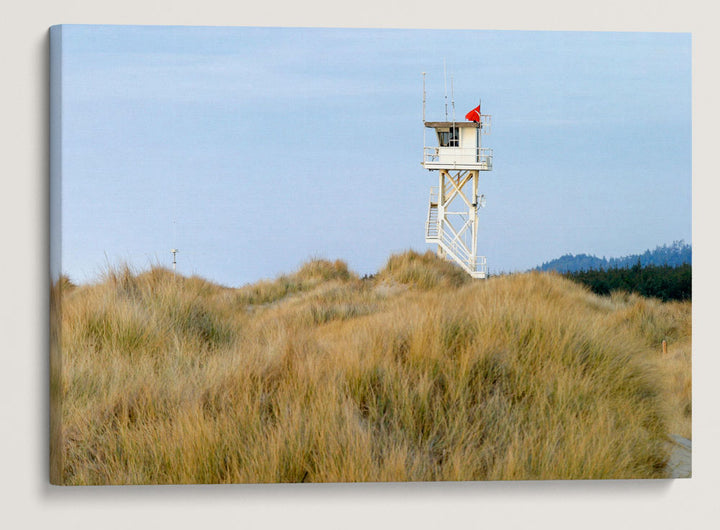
465, 105, 481, 122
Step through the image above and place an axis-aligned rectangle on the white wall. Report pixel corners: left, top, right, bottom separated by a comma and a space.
459, 126, 480, 150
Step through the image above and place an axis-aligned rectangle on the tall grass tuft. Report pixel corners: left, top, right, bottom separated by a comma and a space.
54, 253, 690, 484
236, 258, 357, 306
379, 250, 470, 289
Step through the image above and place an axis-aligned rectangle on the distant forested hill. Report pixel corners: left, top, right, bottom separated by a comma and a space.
536, 241, 691, 273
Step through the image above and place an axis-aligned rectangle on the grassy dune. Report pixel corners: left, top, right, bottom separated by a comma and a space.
52, 251, 691, 484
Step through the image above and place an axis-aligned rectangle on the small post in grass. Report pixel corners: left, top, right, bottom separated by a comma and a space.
662, 339, 667, 355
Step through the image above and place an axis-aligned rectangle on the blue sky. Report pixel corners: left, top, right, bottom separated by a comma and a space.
56, 25, 691, 286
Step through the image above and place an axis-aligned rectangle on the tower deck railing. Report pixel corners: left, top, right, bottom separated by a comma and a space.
423, 147, 493, 169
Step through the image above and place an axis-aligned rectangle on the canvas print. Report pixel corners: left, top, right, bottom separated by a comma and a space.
49, 25, 691, 485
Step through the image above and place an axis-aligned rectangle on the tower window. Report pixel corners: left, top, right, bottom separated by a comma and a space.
437, 127, 459, 147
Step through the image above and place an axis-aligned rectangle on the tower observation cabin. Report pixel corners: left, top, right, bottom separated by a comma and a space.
422, 83, 493, 279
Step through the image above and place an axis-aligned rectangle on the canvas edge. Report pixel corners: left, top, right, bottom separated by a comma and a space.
49, 23, 64, 485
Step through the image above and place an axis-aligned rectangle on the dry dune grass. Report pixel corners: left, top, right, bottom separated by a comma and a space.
52, 251, 691, 484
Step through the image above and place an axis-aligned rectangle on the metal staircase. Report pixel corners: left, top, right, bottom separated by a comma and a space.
426, 205, 439, 240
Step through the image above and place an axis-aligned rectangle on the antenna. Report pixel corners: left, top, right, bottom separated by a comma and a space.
443, 59, 448, 121
451, 75, 456, 145
422, 72, 427, 152
451, 75, 456, 123
422, 72, 426, 123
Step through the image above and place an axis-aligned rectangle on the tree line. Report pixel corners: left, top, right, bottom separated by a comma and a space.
563, 262, 691, 302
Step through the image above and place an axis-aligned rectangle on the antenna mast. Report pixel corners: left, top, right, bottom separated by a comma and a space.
451, 75, 456, 123
422, 72, 426, 123
451, 75, 456, 144
443, 59, 448, 120
422, 72, 427, 151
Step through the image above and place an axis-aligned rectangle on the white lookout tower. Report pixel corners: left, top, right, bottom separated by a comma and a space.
422, 76, 493, 278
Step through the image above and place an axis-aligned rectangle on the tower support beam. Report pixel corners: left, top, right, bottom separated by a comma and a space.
425, 169, 487, 279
